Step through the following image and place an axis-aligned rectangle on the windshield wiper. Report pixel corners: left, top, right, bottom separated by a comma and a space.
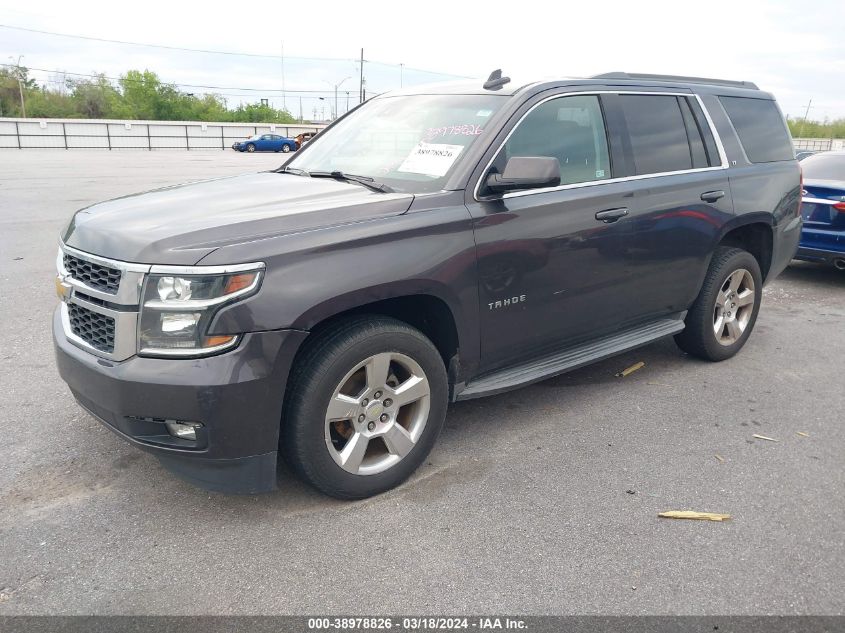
310, 171, 393, 193
280, 166, 310, 176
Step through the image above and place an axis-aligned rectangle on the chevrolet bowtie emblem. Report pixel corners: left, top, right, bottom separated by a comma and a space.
55, 276, 72, 302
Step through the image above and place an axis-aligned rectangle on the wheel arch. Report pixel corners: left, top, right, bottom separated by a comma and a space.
715, 214, 774, 281
290, 284, 472, 387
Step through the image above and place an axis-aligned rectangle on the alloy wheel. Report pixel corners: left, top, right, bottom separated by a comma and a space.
713, 268, 755, 345
324, 352, 430, 475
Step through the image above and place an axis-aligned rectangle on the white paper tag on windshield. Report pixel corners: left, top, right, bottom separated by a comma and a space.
398, 142, 464, 177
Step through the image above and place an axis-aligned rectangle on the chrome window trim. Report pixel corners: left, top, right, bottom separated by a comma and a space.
472, 90, 730, 202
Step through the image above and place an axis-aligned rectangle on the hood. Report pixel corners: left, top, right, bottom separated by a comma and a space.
62, 172, 415, 264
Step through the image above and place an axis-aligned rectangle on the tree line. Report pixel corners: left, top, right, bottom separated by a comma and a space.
3, 67, 844, 138
787, 117, 845, 140
0, 67, 296, 123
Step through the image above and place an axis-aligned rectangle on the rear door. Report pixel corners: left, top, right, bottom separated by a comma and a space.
601, 92, 735, 317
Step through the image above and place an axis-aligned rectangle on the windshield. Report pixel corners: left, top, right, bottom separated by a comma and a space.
285, 94, 508, 193
802, 153, 845, 181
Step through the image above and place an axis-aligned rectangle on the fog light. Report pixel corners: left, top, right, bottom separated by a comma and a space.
165, 421, 203, 441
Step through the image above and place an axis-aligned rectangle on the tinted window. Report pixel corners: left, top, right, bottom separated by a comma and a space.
720, 97, 793, 163
800, 152, 845, 181
688, 97, 720, 165
678, 97, 709, 168
504, 95, 611, 186
620, 95, 692, 175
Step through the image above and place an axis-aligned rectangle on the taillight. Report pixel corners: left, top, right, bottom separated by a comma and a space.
834, 202, 845, 213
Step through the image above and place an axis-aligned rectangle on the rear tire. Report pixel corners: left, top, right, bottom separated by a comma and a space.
246, 143, 256, 153
281, 316, 448, 499
675, 246, 763, 361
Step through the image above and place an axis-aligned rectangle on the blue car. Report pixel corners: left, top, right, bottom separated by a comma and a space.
795, 151, 845, 269
233, 133, 296, 153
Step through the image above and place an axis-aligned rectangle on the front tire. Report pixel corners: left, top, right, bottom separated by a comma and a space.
675, 246, 763, 361
281, 316, 448, 499
281, 144, 292, 153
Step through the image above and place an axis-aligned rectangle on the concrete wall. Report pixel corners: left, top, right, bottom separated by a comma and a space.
0, 118, 327, 150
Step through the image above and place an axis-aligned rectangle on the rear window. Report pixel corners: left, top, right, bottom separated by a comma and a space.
800, 152, 845, 181
619, 95, 693, 175
719, 97, 793, 163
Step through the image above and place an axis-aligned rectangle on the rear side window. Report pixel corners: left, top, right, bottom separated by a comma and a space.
619, 95, 694, 175
678, 98, 709, 169
720, 97, 793, 163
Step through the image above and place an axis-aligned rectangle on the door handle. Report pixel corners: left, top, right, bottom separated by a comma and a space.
700, 190, 725, 203
595, 207, 629, 223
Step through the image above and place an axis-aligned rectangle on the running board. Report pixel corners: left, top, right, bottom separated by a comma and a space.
456, 316, 686, 400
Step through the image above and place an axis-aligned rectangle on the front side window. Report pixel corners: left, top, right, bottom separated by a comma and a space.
619, 95, 694, 175
285, 94, 508, 193
501, 95, 611, 186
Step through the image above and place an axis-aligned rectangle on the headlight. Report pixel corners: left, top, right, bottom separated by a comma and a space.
138, 264, 264, 357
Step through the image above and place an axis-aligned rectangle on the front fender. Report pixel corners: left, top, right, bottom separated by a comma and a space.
204, 202, 481, 370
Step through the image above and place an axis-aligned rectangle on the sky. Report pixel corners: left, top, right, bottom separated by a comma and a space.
1, 0, 844, 122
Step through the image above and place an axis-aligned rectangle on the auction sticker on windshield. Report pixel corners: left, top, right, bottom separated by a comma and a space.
398, 142, 464, 177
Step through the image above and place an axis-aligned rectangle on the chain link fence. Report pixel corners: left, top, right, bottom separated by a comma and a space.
0, 118, 326, 150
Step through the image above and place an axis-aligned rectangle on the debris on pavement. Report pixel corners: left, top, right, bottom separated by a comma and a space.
616, 361, 645, 377
626, 489, 636, 495
714, 454, 725, 463
797, 431, 809, 437
658, 511, 731, 522
752, 434, 779, 442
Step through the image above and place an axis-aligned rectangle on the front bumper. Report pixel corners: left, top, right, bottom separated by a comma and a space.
53, 308, 308, 493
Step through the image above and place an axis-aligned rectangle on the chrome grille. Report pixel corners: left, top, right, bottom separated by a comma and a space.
63, 254, 121, 294
67, 303, 116, 353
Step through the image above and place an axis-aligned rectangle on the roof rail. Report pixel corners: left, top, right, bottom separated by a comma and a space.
592, 72, 759, 90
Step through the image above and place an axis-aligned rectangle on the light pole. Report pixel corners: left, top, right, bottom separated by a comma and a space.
9, 55, 26, 118
324, 76, 352, 120
400, 63, 404, 88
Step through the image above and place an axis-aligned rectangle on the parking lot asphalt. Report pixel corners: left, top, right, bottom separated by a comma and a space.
0, 151, 843, 615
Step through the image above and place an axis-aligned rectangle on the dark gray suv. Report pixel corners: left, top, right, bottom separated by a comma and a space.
54, 71, 802, 498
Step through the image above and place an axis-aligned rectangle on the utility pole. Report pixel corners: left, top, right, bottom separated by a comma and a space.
345, 91, 350, 114
798, 99, 812, 138
400, 63, 404, 88
9, 55, 26, 118
359, 48, 364, 104
299, 96, 303, 123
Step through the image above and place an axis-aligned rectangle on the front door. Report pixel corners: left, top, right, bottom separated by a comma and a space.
467, 93, 639, 371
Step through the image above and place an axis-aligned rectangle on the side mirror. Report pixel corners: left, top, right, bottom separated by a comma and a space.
485, 156, 561, 194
